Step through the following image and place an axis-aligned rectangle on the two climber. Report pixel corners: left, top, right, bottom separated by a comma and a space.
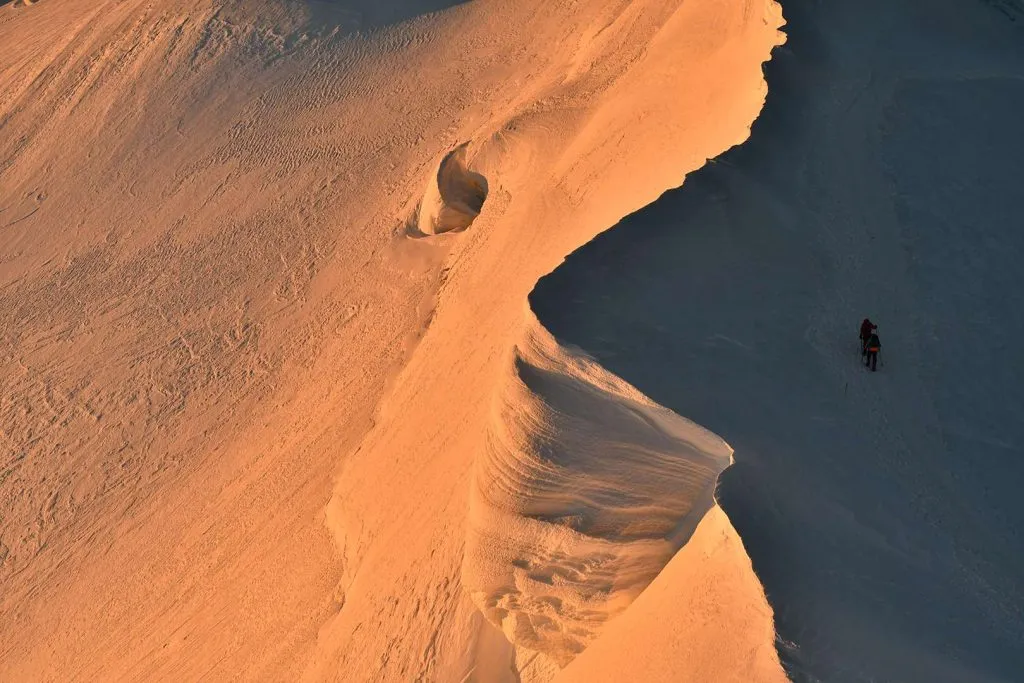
860, 318, 881, 371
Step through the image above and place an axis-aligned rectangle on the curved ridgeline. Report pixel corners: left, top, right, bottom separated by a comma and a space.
531, 1, 1024, 681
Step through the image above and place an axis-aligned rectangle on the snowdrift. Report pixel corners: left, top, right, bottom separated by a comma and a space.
463, 315, 729, 665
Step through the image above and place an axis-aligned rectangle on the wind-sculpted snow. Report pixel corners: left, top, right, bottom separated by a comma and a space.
463, 315, 730, 665
416, 143, 489, 235
1, 0, 788, 679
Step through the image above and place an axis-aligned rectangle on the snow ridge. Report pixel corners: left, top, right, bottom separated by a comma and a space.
463, 314, 729, 665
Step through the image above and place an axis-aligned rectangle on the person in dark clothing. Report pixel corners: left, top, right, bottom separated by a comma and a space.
860, 318, 877, 356
864, 330, 881, 371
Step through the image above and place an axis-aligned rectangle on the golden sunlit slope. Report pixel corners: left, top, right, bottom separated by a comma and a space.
316, 0, 786, 679
1, 0, 784, 680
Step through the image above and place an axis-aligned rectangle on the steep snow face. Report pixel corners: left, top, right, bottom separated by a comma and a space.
533, 1, 1024, 682
463, 317, 729, 665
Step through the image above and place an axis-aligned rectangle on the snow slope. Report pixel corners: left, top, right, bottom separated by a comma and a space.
2, 0, 787, 680
534, 1, 1024, 681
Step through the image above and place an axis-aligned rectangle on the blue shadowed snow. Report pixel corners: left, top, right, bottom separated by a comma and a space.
531, 1, 1024, 681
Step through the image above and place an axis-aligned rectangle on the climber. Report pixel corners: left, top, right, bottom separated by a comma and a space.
859, 318, 877, 356
864, 328, 881, 371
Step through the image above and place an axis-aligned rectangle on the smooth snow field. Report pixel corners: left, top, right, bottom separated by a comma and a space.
1, 0, 1021, 681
